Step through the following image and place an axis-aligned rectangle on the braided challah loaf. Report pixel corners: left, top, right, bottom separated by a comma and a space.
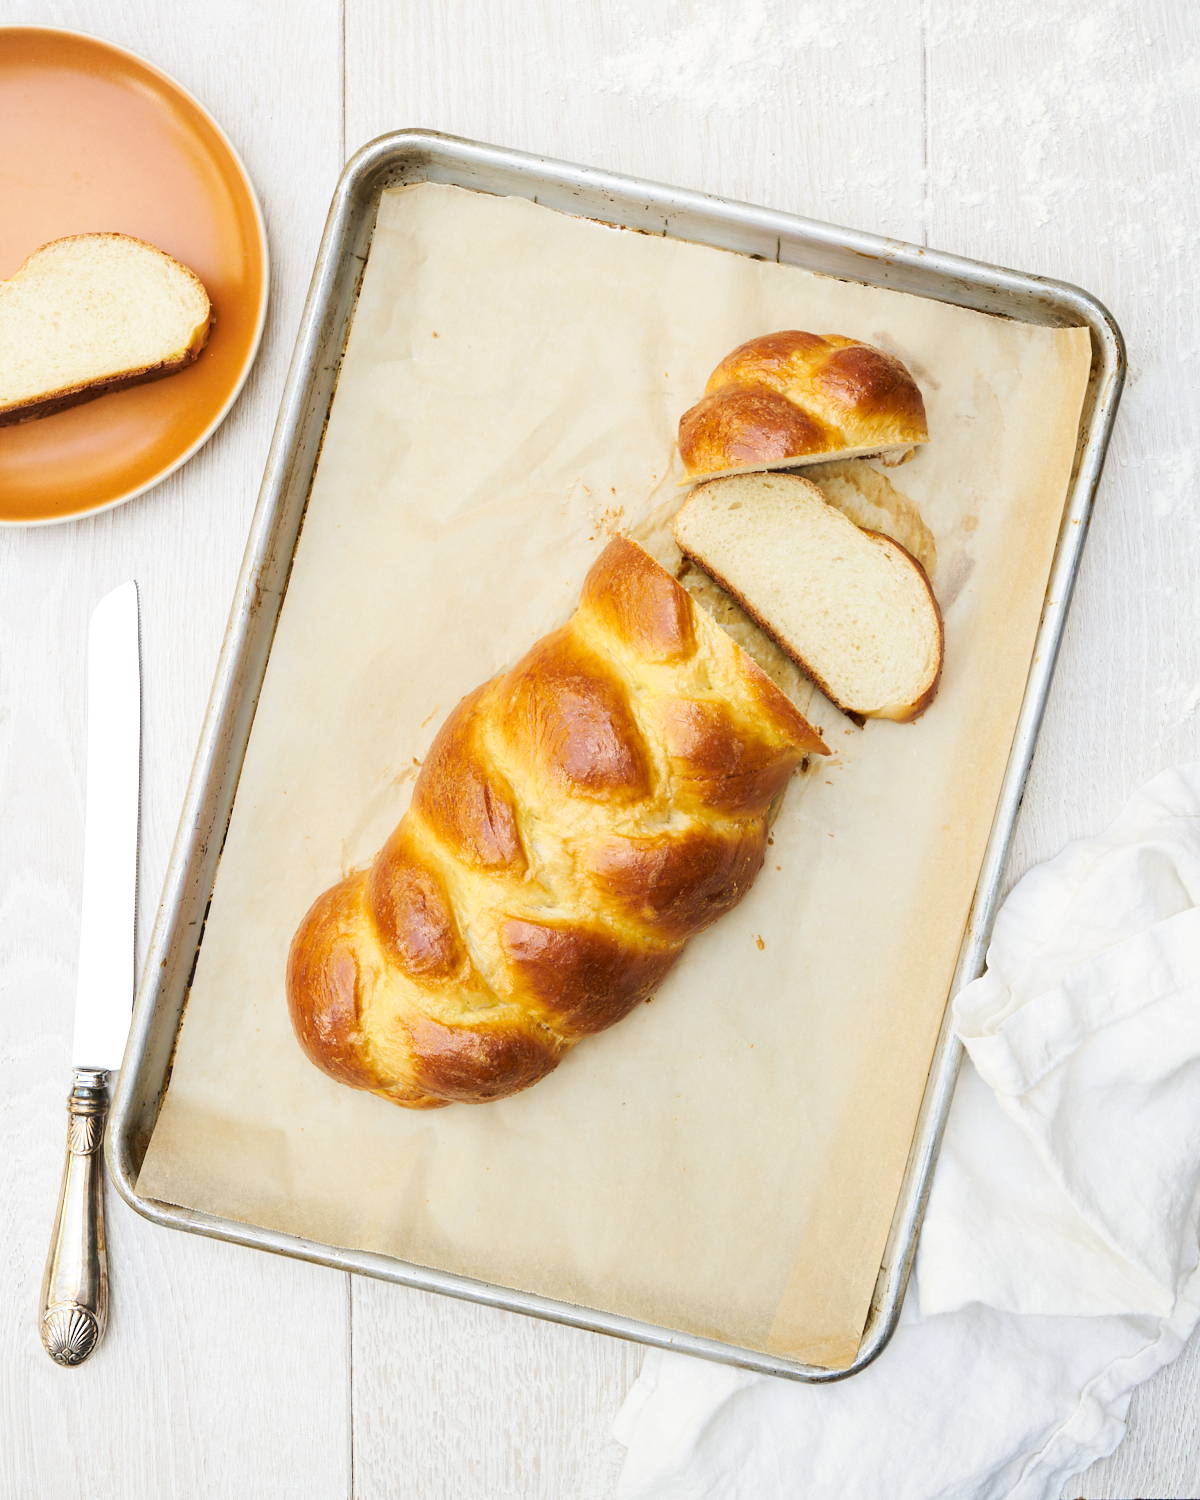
287, 536, 829, 1108
679, 331, 928, 480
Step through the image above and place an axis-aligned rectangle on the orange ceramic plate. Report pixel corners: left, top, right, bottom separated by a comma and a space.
0, 28, 268, 525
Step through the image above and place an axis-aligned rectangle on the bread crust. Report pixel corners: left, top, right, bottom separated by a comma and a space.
286, 537, 829, 1108
0, 345, 207, 427
679, 330, 928, 480
0, 232, 212, 426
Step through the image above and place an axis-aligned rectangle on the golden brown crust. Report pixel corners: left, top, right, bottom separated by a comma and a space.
678, 387, 835, 475
411, 684, 526, 871
583, 824, 766, 940
679, 330, 928, 480
500, 918, 680, 1036
286, 536, 829, 1108
657, 697, 805, 815
366, 823, 467, 981
578, 533, 697, 661
403, 1012, 564, 1103
286, 874, 380, 1091
813, 343, 926, 429
497, 626, 654, 802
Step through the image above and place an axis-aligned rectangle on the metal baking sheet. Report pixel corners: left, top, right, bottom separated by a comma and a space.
109, 129, 1125, 1382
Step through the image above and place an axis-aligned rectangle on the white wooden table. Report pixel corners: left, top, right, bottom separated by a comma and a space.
4, 1, 1199, 1494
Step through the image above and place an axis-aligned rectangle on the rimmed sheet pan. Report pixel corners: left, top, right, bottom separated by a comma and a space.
109, 130, 1124, 1381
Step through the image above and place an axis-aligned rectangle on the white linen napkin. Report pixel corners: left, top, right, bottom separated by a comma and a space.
614, 765, 1200, 1500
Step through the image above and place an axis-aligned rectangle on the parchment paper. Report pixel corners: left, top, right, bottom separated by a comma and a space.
137, 183, 1091, 1367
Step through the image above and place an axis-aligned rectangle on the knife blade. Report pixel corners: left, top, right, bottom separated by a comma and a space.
39, 581, 141, 1367
72, 580, 141, 1067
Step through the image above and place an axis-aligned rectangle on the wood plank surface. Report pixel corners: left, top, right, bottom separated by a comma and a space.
927, 3, 1200, 1494
352, 1286, 642, 1500
0, 2, 350, 1497
343, 0, 928, 242
2, 0, 1199, 1495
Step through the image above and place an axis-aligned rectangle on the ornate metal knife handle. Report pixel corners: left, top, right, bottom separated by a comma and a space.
39, 1068, 109, 1366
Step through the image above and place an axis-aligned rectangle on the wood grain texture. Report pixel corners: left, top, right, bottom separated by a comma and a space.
927, 2, 1200, 1493
343, 0, 927, 243
0, 1, 349, 1496
352, 1281, 643, 1500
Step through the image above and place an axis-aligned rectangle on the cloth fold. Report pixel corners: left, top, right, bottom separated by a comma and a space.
615, 765, 1200, 1500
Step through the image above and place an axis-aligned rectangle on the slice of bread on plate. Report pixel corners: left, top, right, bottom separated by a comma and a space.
0, 233, 211, 426
672, 472, 943, 723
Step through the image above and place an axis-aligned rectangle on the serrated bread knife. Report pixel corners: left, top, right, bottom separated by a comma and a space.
39, 581, 140, 1367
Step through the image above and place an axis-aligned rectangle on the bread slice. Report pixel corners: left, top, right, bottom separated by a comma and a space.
0, 233, 211, 426
672, 472, 943, 722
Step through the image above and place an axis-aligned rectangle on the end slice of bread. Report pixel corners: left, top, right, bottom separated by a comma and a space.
672, 472, 943, 723
0, 233, 212, 426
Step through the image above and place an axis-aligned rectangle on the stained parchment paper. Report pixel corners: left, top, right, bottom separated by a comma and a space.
137, 183, 1091, 1367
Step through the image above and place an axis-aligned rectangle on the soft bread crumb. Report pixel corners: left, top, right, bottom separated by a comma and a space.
672, 472, 943, 722
628, 484, 816, 714
804, 459, 937, 580
0, 233, 212, 424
